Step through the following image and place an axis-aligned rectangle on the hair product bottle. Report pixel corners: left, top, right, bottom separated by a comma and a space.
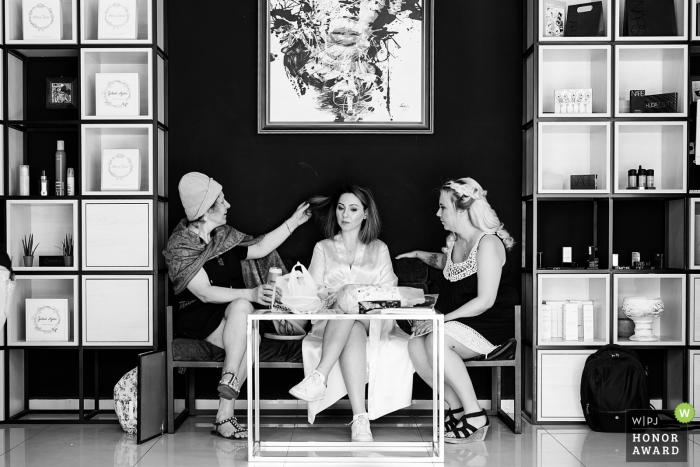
637, 165, 647, 188
40, 171, 48, 196
66, 168, 74, 195
627, 168, 637, 188
646, 169, 655, 189
55, 140, 66, 196
20, 165, 30, 196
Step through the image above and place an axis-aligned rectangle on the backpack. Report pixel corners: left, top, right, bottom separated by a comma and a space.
580, 344, 649, 432
114, 367, 138, 434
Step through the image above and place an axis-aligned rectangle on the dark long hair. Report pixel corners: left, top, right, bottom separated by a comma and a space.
307, 184, 382, 244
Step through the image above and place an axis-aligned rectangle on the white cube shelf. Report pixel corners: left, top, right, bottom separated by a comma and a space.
7, 275, 78, 346
538, 0, 611, 41
693, 0, 700, 40
614, 122, 686, 193
616, 0, 688, 41
615, 45, 687, 117
157, 200, 166, 271
689, 350, 700, 420
157, 54, 166, 125
81, 48, 153, 120
82, 275, 152, 345
538, 122, 610, 193
538, 46, 610, 117
5, 0, 77, 44
81, 0, 152, 44
81, 124, 153, 195
537, 274, 610, 346
157, 127, 166, 198
524, 126, 534, 197
6, 200, 78, 271
7, 127, 22, 196
691, 201, 700, 269
157, 0, 164, 50
82, 199, 153, 270
525, 53, 534, 124
689, 275, 700, 344
613, 274, 685, 346
537, 350, 595, 422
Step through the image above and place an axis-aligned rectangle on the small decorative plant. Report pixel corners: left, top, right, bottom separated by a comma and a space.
22, 234, 39, 257
57, 234, 73, 257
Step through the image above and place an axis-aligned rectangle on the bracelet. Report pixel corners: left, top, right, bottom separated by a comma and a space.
284, 220, 293, 235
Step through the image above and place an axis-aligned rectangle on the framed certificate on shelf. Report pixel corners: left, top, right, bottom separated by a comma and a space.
95, 73, 140, 116
25, 299, 69, 341
101, 149, 141, 191
23, 0, 62, 40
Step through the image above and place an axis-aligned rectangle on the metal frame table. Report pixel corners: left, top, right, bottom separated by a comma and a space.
247, 312, 445, 463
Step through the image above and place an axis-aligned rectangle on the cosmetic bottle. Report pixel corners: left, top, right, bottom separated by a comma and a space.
40, 171, 48, 196
627, 168, 637, 188
637, 165, 647, 188
19, 165, 30, 196
55, 140, 66, 196
646, 169, 655, 189
66, 168, 74, 196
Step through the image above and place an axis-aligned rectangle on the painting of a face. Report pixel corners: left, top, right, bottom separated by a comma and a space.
268, 0, 424, 124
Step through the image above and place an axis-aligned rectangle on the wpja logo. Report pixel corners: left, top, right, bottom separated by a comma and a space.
625, 407, 690, 462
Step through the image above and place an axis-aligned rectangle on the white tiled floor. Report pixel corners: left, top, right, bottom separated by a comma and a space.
0, 415, 697, 466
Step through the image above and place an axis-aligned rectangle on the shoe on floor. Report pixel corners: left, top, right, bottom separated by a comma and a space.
351, 414, 373, 442
289, 370, 326, 402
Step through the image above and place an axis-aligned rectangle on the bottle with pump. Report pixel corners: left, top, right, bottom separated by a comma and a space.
55, 140, 66, 196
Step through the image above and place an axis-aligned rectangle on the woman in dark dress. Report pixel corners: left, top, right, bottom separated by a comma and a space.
163, 172, 310, 439
397, 177, 518, 444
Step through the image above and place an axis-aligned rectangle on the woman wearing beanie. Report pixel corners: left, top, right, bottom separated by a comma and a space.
396, 178, 519, 444
163, 172, 310, 439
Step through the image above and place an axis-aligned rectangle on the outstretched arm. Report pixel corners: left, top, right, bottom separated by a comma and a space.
395, 251, 446, 270
246, 202, 310, 260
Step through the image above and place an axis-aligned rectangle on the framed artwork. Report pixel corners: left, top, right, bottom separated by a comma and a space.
258, 0, 434, 134
46, 77, 77, 109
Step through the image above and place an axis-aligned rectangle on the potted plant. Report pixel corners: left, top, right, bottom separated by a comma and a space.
21, 234, 39, 267
57, 234, 73, 267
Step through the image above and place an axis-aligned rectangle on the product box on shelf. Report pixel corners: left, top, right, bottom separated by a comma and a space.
571, 174, 597, 189
544, 0, 566, 37
25, 298, 69, 341
23, 0, 62, 40
540, 303, 552, 340
564, 2, 604, 37
624, 0, 677, 37
98, 0, 139, 40
95, 73, 140, 116
631, 92, 677, 113
554, 89, 592, 114
101, 149, 141, 191
583, 304, 594, 340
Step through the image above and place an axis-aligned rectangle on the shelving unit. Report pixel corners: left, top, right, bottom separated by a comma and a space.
524, 0, 689, 423
0, 0, 168, 423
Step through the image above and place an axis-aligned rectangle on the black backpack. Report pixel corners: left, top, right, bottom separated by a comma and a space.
580, 344, 649, 432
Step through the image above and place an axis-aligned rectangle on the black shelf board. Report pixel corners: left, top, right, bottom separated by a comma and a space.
157, 122, 169, 131
7, 345, 80, 349
537, 115, 612, 122
536, 193, 611, 201
534, 268, 688, 274
2, 195, 80, 200
81, 194, 160, 200
612, 192, 687, 200
8, 121, 81, 129
536, 268, 610, 274
610, 268, 687, 274
81, 346, 156, 350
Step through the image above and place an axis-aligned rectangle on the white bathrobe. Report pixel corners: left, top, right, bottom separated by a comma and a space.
302, 234, 415, 423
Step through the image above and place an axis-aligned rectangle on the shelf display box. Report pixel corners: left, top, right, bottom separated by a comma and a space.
564, 2, 605, 37
95, 73, 140, 116
554, 89, 593, 114
544, 0, 566, 37
540, 304, 552, 339
23, 0, 62, 40
101, 149, 141, 191
583, 304, 594, 340
631, 93, 677, 113
624, 0, 677, 36
564, 303, 579, 340
98, 0, 139, 40
25, 298, 69, 341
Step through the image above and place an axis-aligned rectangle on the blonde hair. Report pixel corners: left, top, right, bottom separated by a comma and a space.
441, 178, 515, 251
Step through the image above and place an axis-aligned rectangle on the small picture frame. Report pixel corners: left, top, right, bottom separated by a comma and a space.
46, 77, 77, 109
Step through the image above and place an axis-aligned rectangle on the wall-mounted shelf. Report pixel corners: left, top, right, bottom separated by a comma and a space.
80, 0, 153, 44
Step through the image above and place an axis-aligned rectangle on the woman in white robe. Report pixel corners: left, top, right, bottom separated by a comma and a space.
288, 185, 415, 441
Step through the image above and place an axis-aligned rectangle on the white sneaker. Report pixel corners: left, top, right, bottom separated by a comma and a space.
351, 414, 373, 442
289, 370, 326, 402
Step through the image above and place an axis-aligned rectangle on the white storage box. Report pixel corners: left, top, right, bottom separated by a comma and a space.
95, 72, 140, 116
98, 0, 138, 39
23, 0, 62, 40
101, 148, 141, 190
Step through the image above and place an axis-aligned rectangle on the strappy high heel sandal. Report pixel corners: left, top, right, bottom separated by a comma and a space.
211, 416, 247, 439
217, 371, 240, 400
444, 406, 464, 432
445, 409, 490, 444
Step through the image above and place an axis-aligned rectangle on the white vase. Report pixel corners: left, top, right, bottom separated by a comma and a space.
621, 297, 664, 342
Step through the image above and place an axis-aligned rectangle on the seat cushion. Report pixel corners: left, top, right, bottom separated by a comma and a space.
172, 337, 303, 363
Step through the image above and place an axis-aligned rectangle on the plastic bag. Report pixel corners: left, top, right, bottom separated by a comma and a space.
114, 367, 138, 434
336, 285, 425, 314
274, 262, 322, 314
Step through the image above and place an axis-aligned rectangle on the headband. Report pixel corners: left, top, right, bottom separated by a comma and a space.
447, 181, 482, 200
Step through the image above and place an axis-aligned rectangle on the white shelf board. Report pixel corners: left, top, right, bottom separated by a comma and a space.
538, 45, 611, 118
614, 121, 687, 193
538, 121, 610, 193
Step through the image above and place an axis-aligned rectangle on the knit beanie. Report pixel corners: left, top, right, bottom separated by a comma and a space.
178, 172, 223, 221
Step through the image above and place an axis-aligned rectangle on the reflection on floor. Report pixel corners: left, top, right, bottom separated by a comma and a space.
0, 414, 698, 466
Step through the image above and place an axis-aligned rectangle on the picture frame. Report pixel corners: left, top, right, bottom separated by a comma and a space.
25, 298, 70, 341
258, 0, 434, 134
46, 77, 78, 109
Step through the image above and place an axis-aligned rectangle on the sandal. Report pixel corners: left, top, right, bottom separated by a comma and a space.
445, 409, 490, 444
217, 371, 240, 400
211, 416, 247, 439
445, 406, 464, 432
